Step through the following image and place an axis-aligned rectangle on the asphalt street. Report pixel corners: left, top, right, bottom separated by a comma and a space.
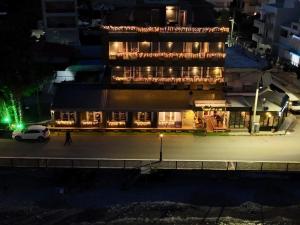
0, 117, 299, 162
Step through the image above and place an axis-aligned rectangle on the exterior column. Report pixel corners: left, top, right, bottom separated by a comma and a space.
151, 112, 158, 128
76, 112, 81, 127
126, 112, 133, 128
102, 111, 108, 128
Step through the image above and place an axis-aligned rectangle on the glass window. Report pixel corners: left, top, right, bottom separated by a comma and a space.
139, 42, 151, 53
137, 112, 151, 121
112, 112, 126, 121
166, 6, 178, 24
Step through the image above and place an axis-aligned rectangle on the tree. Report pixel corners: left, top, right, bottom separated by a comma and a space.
0, 1, 54, 129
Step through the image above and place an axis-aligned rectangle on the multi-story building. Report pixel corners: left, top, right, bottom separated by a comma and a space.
50, 1, 288, 132
278, 18, 300, 67
51, 2, 232, 131
41, 0, 80, 45
206, 0, 233, 11
252, 0, 300, 53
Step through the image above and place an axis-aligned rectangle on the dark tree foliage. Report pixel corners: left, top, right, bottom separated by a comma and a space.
0, 0, 53, 97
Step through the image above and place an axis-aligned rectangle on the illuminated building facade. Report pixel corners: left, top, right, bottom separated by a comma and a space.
103, 25, 227, 87
50, 2, 288, 132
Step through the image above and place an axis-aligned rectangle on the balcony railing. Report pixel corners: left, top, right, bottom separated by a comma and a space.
101, 25, 229, 34
110, 52, 226, 60
112, 76, 224, 84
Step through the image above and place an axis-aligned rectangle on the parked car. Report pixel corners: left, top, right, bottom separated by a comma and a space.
12, 125, 50, 142
290, 100, 300, 113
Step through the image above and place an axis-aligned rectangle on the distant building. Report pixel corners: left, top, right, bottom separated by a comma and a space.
41, 0, 80, 45
206, 0, 233, 11
252, 0, 300, 53
278, 18, 300, 67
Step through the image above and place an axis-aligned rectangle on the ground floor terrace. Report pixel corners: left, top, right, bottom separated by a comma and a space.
51, 85, 287, 132
50, 109, 285, 132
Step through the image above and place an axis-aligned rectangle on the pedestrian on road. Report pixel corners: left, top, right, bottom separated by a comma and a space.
64, 130, 72, 146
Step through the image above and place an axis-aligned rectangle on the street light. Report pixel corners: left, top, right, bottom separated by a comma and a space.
251, 74, 264, 134
159, 133, 164, 161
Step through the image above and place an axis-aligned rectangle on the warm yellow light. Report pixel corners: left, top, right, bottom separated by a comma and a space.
113, 42, 119, 47
116, 66, 120, 69
146, 66, 151, 72
167, 42, 173, 48
218, 42, 223, 49
168, 67, 173, 73
192, 67, 198, 74
194, 42, 199, 48
213, 67, 220, 75
160, 133, 164, 138
113, 52, 226, 60
265, 112, 272, 118
142, 41, 150, 45
166, 6, 174, 11
102, 26, 230, 34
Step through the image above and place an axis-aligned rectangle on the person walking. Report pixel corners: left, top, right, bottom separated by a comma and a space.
64, 130, 72, 146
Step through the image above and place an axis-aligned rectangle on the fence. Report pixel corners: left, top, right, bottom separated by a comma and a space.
1, 157, 300, 172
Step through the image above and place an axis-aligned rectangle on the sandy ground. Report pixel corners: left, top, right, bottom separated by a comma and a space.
1, 169, 300, 224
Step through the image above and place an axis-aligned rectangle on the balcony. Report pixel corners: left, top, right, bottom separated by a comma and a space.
109, 52, 226, 66
253, 19, 265, 30
111, 76, 225, 85
252, 33, 266, 44
101, 26, 229, 42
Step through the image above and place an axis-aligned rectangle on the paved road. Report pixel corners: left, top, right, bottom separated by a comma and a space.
0, 117, 299, 162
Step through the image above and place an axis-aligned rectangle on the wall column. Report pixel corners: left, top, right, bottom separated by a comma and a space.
151, 112, 158, 128
126, 112, 133, 128
76, 112, 81, 127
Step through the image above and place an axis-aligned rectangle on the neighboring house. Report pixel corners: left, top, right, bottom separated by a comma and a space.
242, 0, 269, 15
278, 18, 300, 67
224, 47, 288, 132
206, 0, 233, 11
252, 0, 300, 53
41, 0, 80, 45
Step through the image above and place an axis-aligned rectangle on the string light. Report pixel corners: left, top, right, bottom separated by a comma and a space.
56, 120, 75, 125
101, 25, 230, 33
112, 76, 224, 84
112, 52, 226, 60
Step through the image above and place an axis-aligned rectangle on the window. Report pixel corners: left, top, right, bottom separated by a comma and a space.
229, 112, 250, 128
25, 130, 40, 134
166, 6, 178, 24
109, 42, 124, 58
60, 111, 76, 121
136, 112, 151, 121
45, 2, 75, 13
47, 16, 76, 28
112, 112, 126, 121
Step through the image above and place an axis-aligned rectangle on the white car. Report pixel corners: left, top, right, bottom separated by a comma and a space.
290, 100, 300, 113
12, 125, 50, 142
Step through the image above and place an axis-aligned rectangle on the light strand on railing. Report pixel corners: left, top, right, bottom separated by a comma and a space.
55, 120, 75, 125
112, 76, 224, 84
112, 52, 225, 60
101, 25, 230, 33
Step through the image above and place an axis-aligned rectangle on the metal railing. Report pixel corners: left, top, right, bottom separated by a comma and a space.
0, 157, 300, 172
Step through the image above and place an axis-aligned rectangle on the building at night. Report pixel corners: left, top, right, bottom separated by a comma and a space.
50, 1, 289, 132
252, 0, 300, 54
278, 18, 300, 67
41, 0, 80, 45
